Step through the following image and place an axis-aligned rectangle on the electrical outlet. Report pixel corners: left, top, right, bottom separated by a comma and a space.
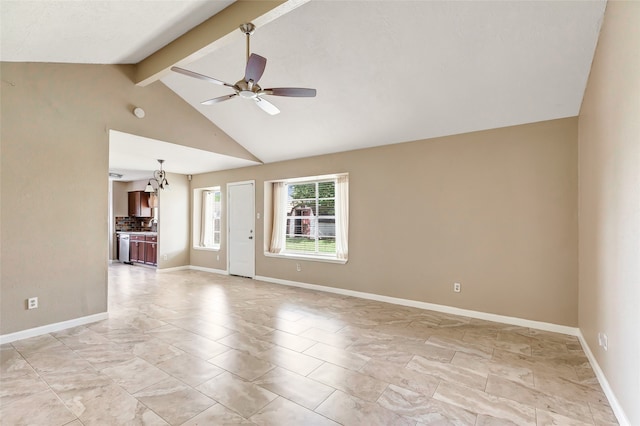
216, 255, 220, 261
598, 332, 608, 351
27, 297, 38, 310
163, 254, 168, 261
454, 282, 461, 293
296, 263, 301, 272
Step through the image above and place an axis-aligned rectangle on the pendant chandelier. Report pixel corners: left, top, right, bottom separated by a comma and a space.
145, 159, 169, 193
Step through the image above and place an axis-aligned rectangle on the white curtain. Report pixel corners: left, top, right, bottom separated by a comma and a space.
335, 175, 349, 260
200, 191, 212, 247
269, 182, 286, 253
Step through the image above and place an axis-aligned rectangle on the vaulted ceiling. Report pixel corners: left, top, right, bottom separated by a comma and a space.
1, 0, 607, 176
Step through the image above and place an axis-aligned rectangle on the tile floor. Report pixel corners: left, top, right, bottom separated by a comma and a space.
0, 263, 617, 425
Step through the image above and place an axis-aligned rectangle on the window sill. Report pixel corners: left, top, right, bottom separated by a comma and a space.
193, 246, 220, 252
263, 251, 347, 264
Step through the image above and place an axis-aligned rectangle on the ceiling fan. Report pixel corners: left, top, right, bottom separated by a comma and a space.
171, 23, 316, 115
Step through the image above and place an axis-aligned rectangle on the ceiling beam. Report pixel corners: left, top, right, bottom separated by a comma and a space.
134, 0, 309, 86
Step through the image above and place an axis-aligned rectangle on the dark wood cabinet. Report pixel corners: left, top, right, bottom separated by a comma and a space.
129, 240, 140, 262
145, 235, 157, 265
127, 234, 157, 266
128, 191, 151, 217
129, 235, 146, 264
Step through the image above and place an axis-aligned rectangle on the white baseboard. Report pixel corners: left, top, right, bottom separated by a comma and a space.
254, 275, 579, 336
577, 331, 630, 426
189, 265, 229, 275
0, 312, 108, 345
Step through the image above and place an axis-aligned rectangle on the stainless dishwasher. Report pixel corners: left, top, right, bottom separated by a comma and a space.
119, 233, 131, 263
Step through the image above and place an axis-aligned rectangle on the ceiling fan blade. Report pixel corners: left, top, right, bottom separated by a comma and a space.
171, 66, 234, 88
245, 54, 267, 83
201, 93, 238, 105
254, 97, 280, 115
263, 87, 317, 97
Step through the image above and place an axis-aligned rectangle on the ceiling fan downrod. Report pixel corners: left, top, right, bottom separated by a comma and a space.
239, 23, 256, 65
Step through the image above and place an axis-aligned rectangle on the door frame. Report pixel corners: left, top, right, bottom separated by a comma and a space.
227, 180, 256, 278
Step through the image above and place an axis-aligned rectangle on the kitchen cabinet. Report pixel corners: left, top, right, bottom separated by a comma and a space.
128, 191, 151, 217
129, 235, 146, 264
126, 234, 157, 266
145, 235, 157, 265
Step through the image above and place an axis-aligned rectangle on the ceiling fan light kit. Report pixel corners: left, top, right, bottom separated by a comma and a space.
171, 22, 316, 115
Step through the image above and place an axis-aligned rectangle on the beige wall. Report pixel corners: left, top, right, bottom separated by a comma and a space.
191, 117, 578, 326
157, 173, 190, 269
112, 181, 130, 218
110, 180, 130, 260
578, 1, 640, 424
0, 62, 253, 335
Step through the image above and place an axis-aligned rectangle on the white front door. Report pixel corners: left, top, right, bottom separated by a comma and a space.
228, 181, 255, 277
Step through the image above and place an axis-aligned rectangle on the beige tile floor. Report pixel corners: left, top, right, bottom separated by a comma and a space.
1, 263, 617, 425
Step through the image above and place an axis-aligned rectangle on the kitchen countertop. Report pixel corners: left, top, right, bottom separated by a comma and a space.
116, 231, 157, 235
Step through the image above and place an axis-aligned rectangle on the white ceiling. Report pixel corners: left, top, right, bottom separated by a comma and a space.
0, 0, 233, 64
108, 130, 260, 182
162, 0, 606, 163
2, 0, 607, 173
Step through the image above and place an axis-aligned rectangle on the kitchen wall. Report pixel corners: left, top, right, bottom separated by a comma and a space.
112, 181, 130, 218
578, 1, 640, 424
0, 62, 254, 336
114, 217, 154, 233
112, 173, 191, 269
110, 179, 153, 261
157, 172, 190, 269
109, 175, 189, 267
191, 117, 578, 327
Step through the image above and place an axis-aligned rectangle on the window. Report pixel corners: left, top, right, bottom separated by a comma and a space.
267, 174, 348, 262
193, 187, 221, 250
286, 180, 336, 256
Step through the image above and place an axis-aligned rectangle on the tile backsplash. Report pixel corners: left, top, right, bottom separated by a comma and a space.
115, 216, 156, 232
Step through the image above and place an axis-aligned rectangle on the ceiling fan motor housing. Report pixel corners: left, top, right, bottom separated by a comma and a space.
236, 79, 261, 98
